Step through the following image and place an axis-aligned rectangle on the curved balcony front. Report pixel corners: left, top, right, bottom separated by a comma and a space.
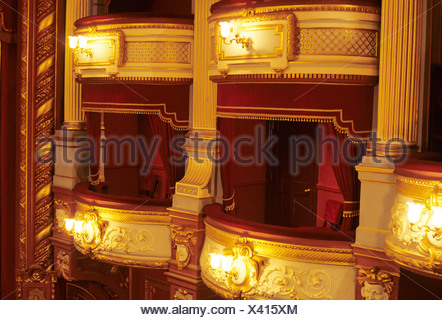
208, 0, 381, 83
200, 204, 356, 300
71, 182, 172, 268
72, 13, 194, 82
385, 157, 442, 278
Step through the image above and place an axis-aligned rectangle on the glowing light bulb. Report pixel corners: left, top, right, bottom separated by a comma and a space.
430, 206, 442, 228
74, 220, 84, 233
64, 219, 74, 232
219, 22, 232, 38
407, 202, 423, 224
78, 36, 88, 49
68, 36, 78, 49
221, 256, 233, 272
210, 253, 221, 269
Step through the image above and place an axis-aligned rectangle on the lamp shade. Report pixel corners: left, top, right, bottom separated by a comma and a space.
68, 36, 78, 49
219, 21, 232, 38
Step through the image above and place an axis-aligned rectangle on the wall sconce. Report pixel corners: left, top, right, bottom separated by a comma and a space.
210, 252, 234, 273
64, 208, 106, 252
407, 201, 442, 239
219, 21, 250, 50
64, 218, 84, 235
68, 35, 93, 58
207, 238, 267, 298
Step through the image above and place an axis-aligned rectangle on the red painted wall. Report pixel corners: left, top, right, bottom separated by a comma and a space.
0, 0, 18, 300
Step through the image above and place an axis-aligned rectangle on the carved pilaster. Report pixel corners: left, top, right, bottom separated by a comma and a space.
33, 0, 58, 270
17, 0, 61, 297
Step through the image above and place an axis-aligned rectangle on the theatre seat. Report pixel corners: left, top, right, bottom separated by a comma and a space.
322, 200, 344, 231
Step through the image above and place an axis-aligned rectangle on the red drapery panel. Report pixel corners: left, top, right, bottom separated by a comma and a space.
217, 83, 374, 138
86, 112, 101, 189
219, 118, 236, 215
326, 123, 361, 231
82, 83, 190, 130
148, 115, 184, 197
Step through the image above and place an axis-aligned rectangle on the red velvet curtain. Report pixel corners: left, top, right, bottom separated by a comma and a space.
86, 112, 101, 189
219, 118, 236, 215
326, 123, 361, 231
148, 115, 184, 197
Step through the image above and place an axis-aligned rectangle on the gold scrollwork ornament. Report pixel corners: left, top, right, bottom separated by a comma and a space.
74, 207, 107, 253
173, 288, 193, 300
247, 267, 332, 300
54, 199, 70, 232
171, 225, 197, 270
225, 238, 267, 298
55, 251, 72, 281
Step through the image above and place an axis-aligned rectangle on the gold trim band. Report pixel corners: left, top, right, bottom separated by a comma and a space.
79, 76, 193, 83
210, 73, 378, 83
75, 243, 169, 269
395, 174, 441, 201
76, 201, 171, 225
384, 243, 442, 279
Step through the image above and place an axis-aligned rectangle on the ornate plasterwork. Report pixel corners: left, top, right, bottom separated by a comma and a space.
357, 266, 394, 300
386, 193, 442, 276
209, 5, 380, 21
209, 4, 380, 80
73, 28, 125, 76
18, 0, 58, 278
297, 28, 378, 57
86, 23, 194, 32
76, 201, 171, 225
54, 199, 70, 232
214, 10, 296, 76
201, 238, 333, 300
75, 246, 169, 269
73, 207, 107, 252
71, 202, 171, 268
27, 288, 46, 300
253, 267, 332, 300
173, 288, 193, 300
73, 21, 194, 80
205, 223, 355, 265
388, 200, 421, 246
171, 225, 197, 270
176, 158, 214, 198
55, 251, 72, 281
396, 175, 442, 201
126, 41, 191, 64
74, 206, 155, 254
16, 265, 57, 300
34, 0, 57, 269
100, 227, 154, 254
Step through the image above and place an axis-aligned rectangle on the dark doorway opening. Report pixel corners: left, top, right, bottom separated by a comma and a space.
266, 121, 318, 228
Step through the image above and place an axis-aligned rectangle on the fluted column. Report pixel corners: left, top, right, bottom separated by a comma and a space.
376, 0, 423, 155
192, 0, 218, 130
63, 0, 91, 130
